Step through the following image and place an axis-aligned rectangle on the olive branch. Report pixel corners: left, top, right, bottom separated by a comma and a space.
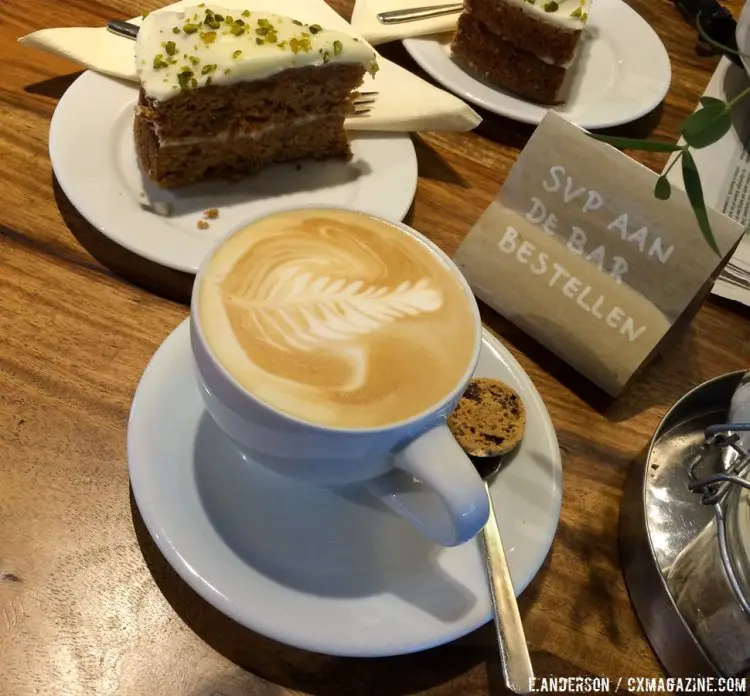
588, 14, 750, 256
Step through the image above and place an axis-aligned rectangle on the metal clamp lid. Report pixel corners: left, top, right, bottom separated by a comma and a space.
688, 423, 750, 615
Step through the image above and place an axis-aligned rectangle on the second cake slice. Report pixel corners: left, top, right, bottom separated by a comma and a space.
451, 0, 591, 104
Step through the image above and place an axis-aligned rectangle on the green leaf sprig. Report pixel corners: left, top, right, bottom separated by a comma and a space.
588, 14, 750, 256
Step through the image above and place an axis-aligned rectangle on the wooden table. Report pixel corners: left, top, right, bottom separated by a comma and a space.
2, 0, 749, 693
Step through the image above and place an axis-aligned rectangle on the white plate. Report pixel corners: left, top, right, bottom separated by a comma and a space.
127, 319, 562, 657
49, 71, 418, 274
402, 0, 671, 130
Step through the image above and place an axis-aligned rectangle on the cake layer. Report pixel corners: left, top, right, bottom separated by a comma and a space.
463, 0, 581, 65
451, 13, 568, 104
136, 63, 365, 140
135, 5, 378, 102
134, 113, 351, 188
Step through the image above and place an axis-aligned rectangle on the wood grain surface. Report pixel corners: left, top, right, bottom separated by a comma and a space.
2, 1, 750, 694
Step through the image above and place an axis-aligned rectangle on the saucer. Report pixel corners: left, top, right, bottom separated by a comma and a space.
402, 0, 671, 130
49, 71, 418, 274
127, 320, 562, 657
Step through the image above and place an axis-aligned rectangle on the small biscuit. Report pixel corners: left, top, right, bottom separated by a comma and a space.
448, 378, 526, 457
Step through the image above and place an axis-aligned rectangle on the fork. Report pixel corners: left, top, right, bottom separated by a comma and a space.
106, 20, 378, 115
376, 2, 462, 24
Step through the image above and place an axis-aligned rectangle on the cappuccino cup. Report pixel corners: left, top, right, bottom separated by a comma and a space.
190, 206, 489, 547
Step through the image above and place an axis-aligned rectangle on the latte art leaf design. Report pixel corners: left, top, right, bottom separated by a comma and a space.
226, 269, 444, 352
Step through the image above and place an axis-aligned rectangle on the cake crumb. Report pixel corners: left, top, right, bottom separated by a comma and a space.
197, 220, 210, 230
203, 208, 219, 219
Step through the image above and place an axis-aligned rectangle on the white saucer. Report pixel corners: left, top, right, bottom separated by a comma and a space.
402, 0, 671, 130
49, 71, 418, 274
127, 319, 562, 657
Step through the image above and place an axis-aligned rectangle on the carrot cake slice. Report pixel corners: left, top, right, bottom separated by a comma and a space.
134, 5, 379, 188
451, 0, 591, 104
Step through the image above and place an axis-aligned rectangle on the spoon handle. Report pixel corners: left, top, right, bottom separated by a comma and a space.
481, 483, 535, 694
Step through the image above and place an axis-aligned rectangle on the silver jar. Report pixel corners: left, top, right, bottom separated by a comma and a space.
667, 429, 750, 677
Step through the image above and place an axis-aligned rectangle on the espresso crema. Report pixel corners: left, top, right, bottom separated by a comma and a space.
198, 209, 477, 428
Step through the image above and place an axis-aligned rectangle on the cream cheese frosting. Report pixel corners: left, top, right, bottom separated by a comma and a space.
512, 0, 592, 29
134, 5, 379, 102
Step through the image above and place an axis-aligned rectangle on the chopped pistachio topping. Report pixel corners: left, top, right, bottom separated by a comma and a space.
201, 63, 217, 75
255, 26, 269, 36
201, 30, 217, 43
241, 9, 251, 16
177, 71, 192, 89
172, 26, 181, 34
309, 24, 323, 34
333, 40, 343, 56
152, 53, 168, 69
183, 22, 199, 33
257, 17, 271, 28
225, 15, 233, 23
353, 37, 361, 42
189, 55, 200, 65
230, 24, 246, 35
204, 15, 220, 29
255, 37, 264, 45
292, 19, 303, 25
570, 5, 581, 16
278, 40, 288, 49
198, 2, 205, 6
543, 0, 559, 10
235, 18, 245, 25
214, 13, 224, 21
164, 40, 177, 56
206, 76, 213, 86
232, 49, 242, 58
289, 36, 312, 53
142, 11, 149, 19
320, 49, 330, 63
224, 68, 231, 75
370, 59, 379, 75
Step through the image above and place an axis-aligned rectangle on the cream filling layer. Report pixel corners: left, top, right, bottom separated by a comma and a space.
155, 114, 327, 146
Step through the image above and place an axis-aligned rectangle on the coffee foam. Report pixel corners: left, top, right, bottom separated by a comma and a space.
198, 209, 477, 428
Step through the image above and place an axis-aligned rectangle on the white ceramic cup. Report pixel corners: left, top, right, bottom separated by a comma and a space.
189, 207, 490, 547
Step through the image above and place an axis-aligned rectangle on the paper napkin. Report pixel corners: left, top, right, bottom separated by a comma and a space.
18, 0, 480, 132
350, 0, 459, 46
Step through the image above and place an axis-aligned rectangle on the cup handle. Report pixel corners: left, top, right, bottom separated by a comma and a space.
364, 424, 490, 547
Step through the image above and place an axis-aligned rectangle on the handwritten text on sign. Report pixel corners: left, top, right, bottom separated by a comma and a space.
454, 112, 742, 395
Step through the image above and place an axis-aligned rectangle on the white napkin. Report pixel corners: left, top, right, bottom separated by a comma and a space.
350, 0, 459, 46
18, 0, 479, 132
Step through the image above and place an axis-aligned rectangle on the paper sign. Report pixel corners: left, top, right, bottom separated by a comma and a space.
454, 112, 745, 396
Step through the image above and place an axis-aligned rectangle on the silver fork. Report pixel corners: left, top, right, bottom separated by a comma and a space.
376, 2, 462, 24
106, 20, 378, 115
